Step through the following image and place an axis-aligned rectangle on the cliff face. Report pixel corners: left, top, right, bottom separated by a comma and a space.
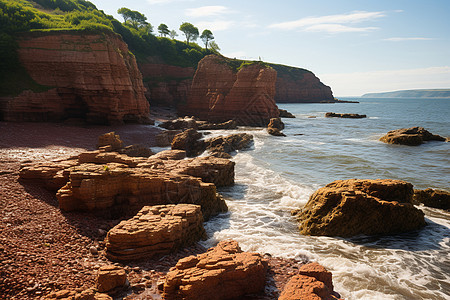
139, 60, 194, 107
1, 31, 149, 124
271, 65, 334, 103
181, 55, 279, 126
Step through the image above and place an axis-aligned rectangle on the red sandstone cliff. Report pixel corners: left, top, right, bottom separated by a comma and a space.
271, 64, 334, 103
181, 55, 279, 126
139, 58, 194, 107
1, 31, 149, 124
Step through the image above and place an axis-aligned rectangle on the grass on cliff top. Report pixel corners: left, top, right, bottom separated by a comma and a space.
216, 56, 272, 73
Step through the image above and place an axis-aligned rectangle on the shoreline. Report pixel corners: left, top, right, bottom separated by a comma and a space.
0, 121, 319, 299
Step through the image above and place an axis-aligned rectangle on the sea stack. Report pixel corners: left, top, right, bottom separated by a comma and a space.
180, 55, 280, 126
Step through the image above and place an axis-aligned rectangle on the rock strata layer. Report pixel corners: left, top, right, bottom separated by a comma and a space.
163, 240, 268, 300
380, 127, 446, 145
19, 149, 232, 220
292, 179, 426, 237
279, 263, 341, 300
181, 55, 279, 126
2, 31, 150, 124
96, 265, 127, 293
106, 204, 206, 261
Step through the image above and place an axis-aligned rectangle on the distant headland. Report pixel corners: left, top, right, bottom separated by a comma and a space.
361, 89, 450, 98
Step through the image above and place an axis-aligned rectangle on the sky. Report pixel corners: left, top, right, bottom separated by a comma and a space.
89, 0, 450, 96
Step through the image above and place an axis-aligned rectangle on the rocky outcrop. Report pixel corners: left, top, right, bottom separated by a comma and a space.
163, 240, 268, 300
279, 109, 295, 118
1, 31, 149, 124
96, 265, 127, 293
159, 117, 198, 130
138, 59, 194, 107
413, 188, 450, 210
279, 263, 341, 300
105, 204, 206, 261
156, 130, 183, 147
325, 112, 367, 119
380, 127, 446, 146
267, 117, 286, 136
292, 179, 426, 237
181, 55, 279, 126
97, 132, 153, 157
270, 64, 334, 103
171, 129, 254, 158
19, 150, 232, 220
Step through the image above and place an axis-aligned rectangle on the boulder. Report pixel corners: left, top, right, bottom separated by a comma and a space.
159, 117, 198, 130
163, 240, 268, 300
292, 179, 426, 237
96, 265, 127, 293
279, 263, 342, 300
171, 128, 206, 157
325, 112, 366, 119
380, 127, 446, 146
267, 117, 286, 136
20, 150, 232, 220
105, 204, 206, 261
205, 133, 254, 156
119, 144, 154, 158
97, 132, 123, 151
155, 130, 183, 147
197, 120, 237, 130
413, 188, 450, 210
180, 55, 280, 126
279, 109, 295, 118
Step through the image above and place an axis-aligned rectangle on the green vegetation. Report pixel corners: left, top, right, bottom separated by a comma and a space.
179, 22, 198, 45
200, 29, 213, 50
0, 0, 219, 96
217, 56, 271, 73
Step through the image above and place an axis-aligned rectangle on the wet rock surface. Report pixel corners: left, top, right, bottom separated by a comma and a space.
267, 117, 286, 136
414, 188, 450, 210
380, 126, 446, 146
293, 179, 426, 237
325, 112, 367, 119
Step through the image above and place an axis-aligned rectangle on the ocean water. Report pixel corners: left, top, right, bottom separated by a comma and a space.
199, 98, 450, 300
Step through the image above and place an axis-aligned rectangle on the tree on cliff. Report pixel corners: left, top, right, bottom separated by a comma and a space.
158, 23, 170, 37
169, 30, 178, 39
200, 29, 214, 50
179, 22, 199, 45
117, 7, 148, 30
209, 41, 220, 53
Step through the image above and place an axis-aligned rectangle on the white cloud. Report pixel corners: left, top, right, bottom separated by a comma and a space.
384, 37, 434, 42
268, 11, 385, 33
304, 24, 378, 33
195, 20, 234, 31
320, 67, 450, 96
185, 6, 231, 18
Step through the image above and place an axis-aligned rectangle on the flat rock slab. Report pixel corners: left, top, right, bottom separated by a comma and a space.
106, 204, 206, 261
19, 150, 232, 220
163, 240, 268, 300
293, 179, 426, 237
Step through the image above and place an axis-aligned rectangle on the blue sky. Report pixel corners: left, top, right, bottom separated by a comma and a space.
89, 0, 450, 96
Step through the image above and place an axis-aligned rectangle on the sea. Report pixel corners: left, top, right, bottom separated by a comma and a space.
194, 97, 450, 300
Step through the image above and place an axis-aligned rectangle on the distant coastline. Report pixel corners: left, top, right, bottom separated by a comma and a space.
361, 89, 450, 98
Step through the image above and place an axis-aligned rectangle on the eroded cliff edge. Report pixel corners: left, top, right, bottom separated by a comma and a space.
139, 58, 334, 108
0, 30, 150, 124
179, 55, 280, 126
